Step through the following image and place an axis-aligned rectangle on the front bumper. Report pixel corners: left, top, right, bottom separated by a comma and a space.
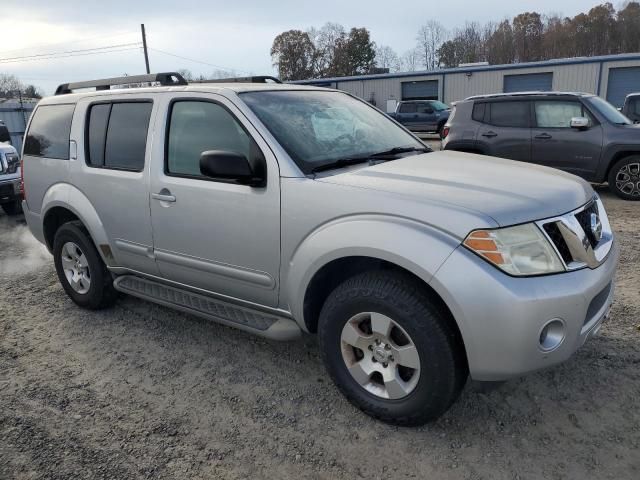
0, 177, 20, 204
432, 239, 620, 381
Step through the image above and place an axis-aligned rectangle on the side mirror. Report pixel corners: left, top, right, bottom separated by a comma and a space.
199, 150, 264, 187
570, 117, 590, 130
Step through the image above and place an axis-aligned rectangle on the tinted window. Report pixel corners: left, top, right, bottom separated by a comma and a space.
534, 101, 590, 128
398, 103, 417, 113
632, 98, 640, 115
416, 103, 434, 114
488, 101, 529, 128
472, 103, 486, 122
24, 104, 75, 159
167, 101, 253, 177
87, 104, 111, 167
104, 103, 152, 171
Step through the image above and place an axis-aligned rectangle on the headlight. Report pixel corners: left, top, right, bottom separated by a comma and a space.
463, 223, 565, 276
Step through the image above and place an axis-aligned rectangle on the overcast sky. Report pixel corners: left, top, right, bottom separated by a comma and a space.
2, 1, 607, 94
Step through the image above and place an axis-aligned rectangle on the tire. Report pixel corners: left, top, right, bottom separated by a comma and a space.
608, 156, 640, 200
1, 200, 22, 216
52, 221, 118, 310
436, 121, 446, 137
318, 270, 468, 426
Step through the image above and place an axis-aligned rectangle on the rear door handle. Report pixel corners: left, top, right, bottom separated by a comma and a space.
152, 192, 176, 203
481, 131, 497, 138
535, 133, 552, 140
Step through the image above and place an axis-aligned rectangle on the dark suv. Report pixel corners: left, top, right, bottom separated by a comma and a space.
442, 92, 640, 200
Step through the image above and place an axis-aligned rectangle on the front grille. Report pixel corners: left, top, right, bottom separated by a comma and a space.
574, 201, 599, 248
543, 222, 573, 264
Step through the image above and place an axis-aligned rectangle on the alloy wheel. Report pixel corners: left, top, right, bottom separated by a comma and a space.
60, 241, 91, 294
615, 162, 640, 196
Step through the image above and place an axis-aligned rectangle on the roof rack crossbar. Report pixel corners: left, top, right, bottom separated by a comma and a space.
55, 72, 188, 95
191, 76, 282, 84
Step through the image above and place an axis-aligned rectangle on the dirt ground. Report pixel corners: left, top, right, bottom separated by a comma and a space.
0, 187, 638, 480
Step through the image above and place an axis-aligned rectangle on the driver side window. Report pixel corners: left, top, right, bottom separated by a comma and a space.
167, 101, 252, 177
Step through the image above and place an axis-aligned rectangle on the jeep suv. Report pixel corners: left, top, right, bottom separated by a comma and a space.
0, 121, 21, 216
21, 74, 618, 425
442, 92, 640, 200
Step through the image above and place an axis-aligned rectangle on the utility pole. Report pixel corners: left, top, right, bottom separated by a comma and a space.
141, 24, 150, 74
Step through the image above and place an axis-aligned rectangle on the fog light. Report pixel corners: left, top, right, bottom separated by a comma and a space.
539, 319, 565, 352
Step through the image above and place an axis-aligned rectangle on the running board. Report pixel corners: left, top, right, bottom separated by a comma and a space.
113, 275, 301, 341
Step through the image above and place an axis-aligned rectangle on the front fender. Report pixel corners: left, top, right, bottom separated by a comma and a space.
283, 214, 461, 330
40, 183, 111, 264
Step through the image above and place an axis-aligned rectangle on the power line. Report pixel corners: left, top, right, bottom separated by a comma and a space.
148, 47, 250, 74
0, 30, 139, 56
0, 46, 142, 65
0, 43, 141, 62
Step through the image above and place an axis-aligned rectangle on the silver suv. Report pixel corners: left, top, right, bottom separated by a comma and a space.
22, 73, 619, 425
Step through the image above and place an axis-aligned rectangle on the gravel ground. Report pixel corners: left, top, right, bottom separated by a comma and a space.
0, 187, 639, 480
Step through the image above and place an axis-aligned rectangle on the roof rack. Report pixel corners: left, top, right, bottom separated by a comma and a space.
55, 72, 188, 95
191, 76, 282, 84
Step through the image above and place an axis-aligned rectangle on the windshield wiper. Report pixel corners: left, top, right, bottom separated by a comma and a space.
367, 146, 431, 158
310, 146, 430, 174
310, 157, 372, 173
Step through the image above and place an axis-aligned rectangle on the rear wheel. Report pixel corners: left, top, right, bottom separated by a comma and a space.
318, 270, 468, 426
53, 221, 117, 309
1, 200, 22, 216
608, 156, 640, 200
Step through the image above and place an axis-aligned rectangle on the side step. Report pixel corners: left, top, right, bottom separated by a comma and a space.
113, 275, 301, 341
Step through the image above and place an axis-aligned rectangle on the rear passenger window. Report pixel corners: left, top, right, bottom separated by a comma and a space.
398, 103, 417, 113
86, 102, 152, 171
24, 104, 75, 159
472, 103, 486, 122
487, 101, 529, 128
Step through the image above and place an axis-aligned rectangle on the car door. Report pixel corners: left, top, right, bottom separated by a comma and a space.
531, 99, 603, 179
476, 100, 532, 162
148, 93, 281, 307
416, 102, 438, 131
395, 102, 418, 129
72, 96, 160, 275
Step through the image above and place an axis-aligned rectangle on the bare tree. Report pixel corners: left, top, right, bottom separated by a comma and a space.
416, 20, 448, 69
0, 74, 23, 97
375, 45, 401, 72
400, 48, 422, 72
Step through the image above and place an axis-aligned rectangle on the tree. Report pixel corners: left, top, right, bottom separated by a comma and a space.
485, 20, 516, 64
340, 27, 376, 76
513, 12, 544, 61
618, 1, 640, 53
416, 20, 448, 69
310, 23, 346, 77
0, 74, 23, 97
23, 85, 43, 99
375, 45, 401, 72
271, 30, 315, 81
437, 23, 484, 67
401, 48, 422, 72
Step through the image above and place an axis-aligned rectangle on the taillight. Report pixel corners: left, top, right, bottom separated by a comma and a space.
19, 157, 25, 200
441, 126, 450, 139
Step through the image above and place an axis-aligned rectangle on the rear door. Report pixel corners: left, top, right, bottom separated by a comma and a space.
476, 100, 532, 162
394, 102, 419, 129
531, 99, 603, 179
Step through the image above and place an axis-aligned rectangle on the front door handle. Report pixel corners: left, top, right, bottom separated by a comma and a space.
481, 131, 497, 138
535, 133, 552, 140
152, 192, 176, 203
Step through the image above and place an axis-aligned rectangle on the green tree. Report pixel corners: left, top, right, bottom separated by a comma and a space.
270, 30, 315, 81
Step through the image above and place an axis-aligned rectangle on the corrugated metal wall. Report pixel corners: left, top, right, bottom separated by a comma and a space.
0, 100, 37, 152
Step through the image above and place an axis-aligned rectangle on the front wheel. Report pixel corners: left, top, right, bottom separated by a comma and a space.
608, 156, 640, 200
318, 271, 468, 426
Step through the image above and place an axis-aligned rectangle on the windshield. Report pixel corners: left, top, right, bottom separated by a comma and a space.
430, 101, 450, 111
587, 96, 632, 125
240, 90, 426, 174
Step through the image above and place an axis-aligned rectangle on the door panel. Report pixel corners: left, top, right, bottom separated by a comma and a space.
477, 101, 531, 162
149, 94, 280, 307
72, 97, 159, 275
531, 100, 603, 179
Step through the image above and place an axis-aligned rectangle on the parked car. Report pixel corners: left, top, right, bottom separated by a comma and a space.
22, 74, 618, 425
621, 92, 640, 123
388, 100, 450, 134
0, 123, 21, 216
442, 92, 640, 200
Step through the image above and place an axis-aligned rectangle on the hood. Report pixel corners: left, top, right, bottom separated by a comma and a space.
316, 150, 593, 227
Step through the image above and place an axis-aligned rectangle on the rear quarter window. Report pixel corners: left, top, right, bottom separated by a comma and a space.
472, 103, 486, 122
24, 104, 75, 159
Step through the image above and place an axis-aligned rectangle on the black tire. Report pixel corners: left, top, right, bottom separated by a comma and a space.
52, 221, 118, 310
608, 156, 640, 200
318, 270, 468, 426
1, 200, 22, 216
436, 121, 446, 137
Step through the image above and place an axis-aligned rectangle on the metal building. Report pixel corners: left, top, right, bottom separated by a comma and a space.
0, 99, 37, 152
293, 53, 640, 112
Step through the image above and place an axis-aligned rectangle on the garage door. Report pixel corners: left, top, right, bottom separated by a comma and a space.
401, 80, 438, 100
503, 73, 553, 93
606, 67, 640, 108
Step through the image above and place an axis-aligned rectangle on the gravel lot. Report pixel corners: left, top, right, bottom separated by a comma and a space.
1, 187, 639, 480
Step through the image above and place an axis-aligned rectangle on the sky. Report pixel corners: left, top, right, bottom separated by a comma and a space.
2, 0, 609, 94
